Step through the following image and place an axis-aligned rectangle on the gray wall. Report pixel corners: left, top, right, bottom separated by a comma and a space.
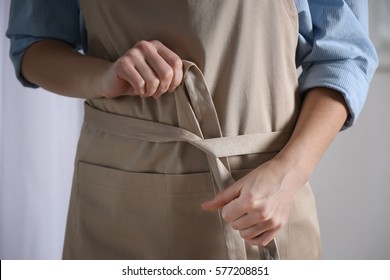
311, 1, 390, 259
312, 72, 390, 259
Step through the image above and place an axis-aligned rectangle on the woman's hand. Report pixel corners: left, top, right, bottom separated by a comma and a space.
22, 39, 183, 99
102, 40, 183, 99
202, 87, 349, 247
202, 158, 302, 246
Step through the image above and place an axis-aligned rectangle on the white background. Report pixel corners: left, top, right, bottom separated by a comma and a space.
1, 0, 389, 259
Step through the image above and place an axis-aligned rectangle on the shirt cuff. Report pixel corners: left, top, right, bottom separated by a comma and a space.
9, 37, 44, 88
298, 60, 371, 130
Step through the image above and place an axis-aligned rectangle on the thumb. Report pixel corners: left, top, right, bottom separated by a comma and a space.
201, 182, 242, 211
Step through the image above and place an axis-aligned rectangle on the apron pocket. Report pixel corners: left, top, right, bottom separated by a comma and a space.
75, 161, 228, 259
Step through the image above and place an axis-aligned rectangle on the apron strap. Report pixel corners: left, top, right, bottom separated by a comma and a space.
83, 61, 285, 260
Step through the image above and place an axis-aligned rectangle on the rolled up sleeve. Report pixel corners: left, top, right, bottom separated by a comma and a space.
296, 0, 378, 129
6, 0, 82, 88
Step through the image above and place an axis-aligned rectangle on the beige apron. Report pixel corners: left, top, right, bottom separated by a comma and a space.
63, 0, 321, 259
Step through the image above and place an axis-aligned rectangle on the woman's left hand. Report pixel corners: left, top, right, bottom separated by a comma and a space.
201, 158, 303, 246
202, 87, 350, 246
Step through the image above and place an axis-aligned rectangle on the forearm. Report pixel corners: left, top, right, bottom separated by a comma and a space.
21, 39, 111, 99
21, 39, 183, 99
273, 87, 349, 191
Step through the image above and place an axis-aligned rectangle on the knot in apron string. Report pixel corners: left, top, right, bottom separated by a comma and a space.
83, 60, 289, 260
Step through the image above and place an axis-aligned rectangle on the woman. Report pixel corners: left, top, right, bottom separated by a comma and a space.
7, 0, 377, 259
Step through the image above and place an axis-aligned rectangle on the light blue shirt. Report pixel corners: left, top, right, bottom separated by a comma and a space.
6, 0, 378, 129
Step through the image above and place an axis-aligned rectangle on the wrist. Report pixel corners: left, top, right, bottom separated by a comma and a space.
268, 149, 312, 193
91, 60, 115, 99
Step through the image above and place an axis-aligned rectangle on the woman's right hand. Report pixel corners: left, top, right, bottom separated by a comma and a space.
101, 40, 183, 99
22, 39, 182, 100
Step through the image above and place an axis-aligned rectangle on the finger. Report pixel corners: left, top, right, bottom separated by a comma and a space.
116, 60, 146, 95
240, 222, 272, 241
134, 61, 160, 97
220, 197, 249, 222
166, 57, 183, 93
230, 212, 259, 230
230, 203, 274, 230
222, 190, 267, 223
123, 45, 160, 97
144, 55, 173, 97
246, 229, 279, 247
134, 40, 172, 97
152, 40, 183, 92
201, 182, 242, 211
